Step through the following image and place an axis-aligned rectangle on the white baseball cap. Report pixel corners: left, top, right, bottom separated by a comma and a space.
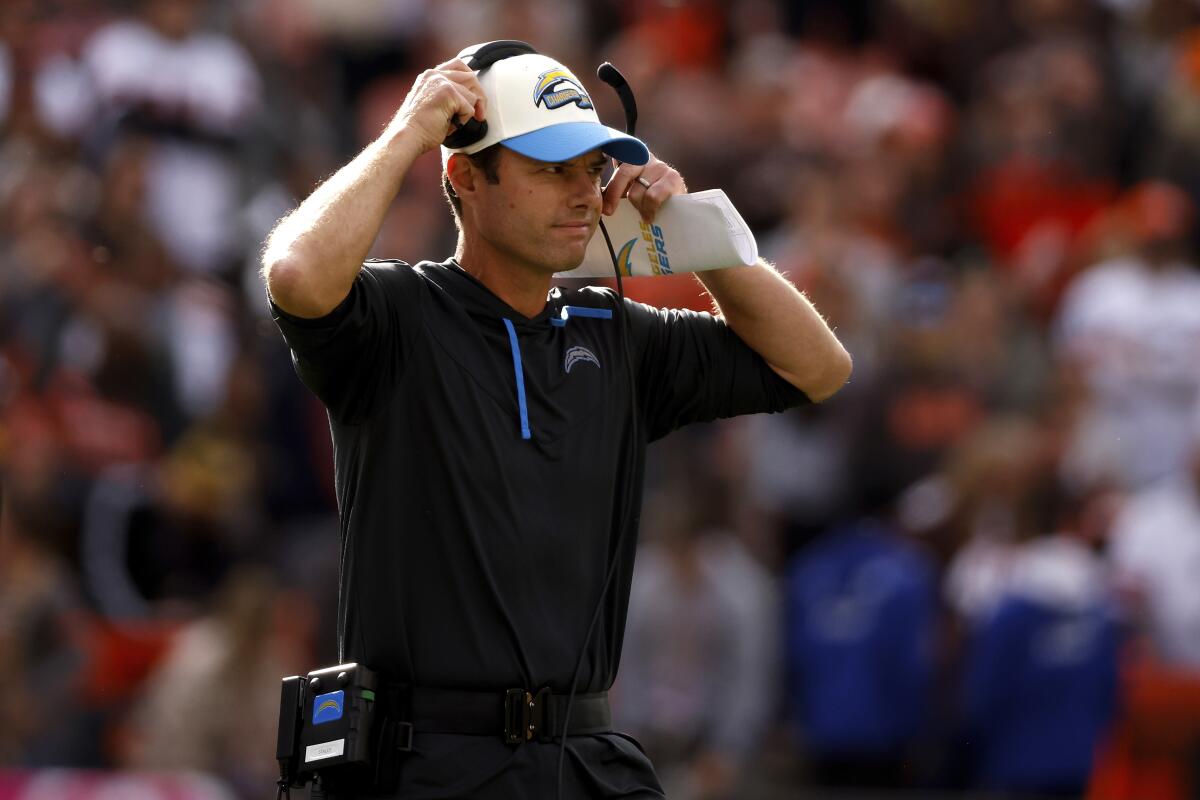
440, 43, 649, 166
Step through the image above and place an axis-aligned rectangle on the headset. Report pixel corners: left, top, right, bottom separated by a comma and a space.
440, 40, 639, 153
440, 40, 646, 800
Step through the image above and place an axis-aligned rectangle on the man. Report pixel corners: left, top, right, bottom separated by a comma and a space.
262, 42, 851, 799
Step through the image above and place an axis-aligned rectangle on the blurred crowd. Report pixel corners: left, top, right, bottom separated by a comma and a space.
3, 0, 1200, 798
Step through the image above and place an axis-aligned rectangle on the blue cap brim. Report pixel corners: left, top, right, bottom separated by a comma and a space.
501, 122, 650, 165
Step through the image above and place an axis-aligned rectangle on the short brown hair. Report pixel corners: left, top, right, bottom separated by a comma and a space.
443, 144, 503, 221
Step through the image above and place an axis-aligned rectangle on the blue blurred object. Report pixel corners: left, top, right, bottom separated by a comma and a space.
784, 519, 937, 777
962, 535, 1120, 795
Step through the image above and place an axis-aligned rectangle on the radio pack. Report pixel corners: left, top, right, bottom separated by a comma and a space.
276, 663, 408, 797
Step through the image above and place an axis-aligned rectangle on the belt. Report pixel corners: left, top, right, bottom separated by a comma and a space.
394, 685, 612, 747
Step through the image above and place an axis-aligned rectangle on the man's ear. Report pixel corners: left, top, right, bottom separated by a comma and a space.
446, 153, 476, 201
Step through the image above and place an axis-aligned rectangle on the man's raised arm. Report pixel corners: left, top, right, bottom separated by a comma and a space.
261, 59, 486, 319
695, 261, 852, 402
604, 157, 853, 403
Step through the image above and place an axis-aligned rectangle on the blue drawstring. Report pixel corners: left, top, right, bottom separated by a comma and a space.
550, 305, 613, 327
502, 318, 531, 440
503, 307, 613, 440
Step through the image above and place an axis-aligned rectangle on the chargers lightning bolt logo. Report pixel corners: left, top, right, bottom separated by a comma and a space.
312, 690, 344, 725
534, 69, 593, 110
616, 238, 637, 277
564, 346, 601, 373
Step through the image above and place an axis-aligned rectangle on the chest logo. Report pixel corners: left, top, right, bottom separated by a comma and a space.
564, 345, 600, 373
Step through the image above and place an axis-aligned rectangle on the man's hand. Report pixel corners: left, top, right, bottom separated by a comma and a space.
264, 58, 487, 318
392, 58, 487, 155
602, 154, 687, 223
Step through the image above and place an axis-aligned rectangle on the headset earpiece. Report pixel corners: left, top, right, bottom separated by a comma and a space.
442, 40, 538, 150
441, 116, 488, 150
463, 40, 537, 71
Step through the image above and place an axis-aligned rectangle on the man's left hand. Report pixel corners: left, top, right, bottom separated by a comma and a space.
602, 154, 687, 223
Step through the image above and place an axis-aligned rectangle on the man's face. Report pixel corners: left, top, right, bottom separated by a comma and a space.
468, 147, 606, 276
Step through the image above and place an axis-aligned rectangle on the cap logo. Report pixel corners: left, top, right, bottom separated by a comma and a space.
533, 69, 593, 111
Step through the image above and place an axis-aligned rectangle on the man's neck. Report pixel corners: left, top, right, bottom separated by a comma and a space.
455, 238, 551, 319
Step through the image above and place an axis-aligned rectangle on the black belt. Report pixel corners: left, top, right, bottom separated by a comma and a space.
395, 686, 612, 746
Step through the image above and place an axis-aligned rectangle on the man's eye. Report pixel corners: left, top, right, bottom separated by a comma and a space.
543, 166, 563, 174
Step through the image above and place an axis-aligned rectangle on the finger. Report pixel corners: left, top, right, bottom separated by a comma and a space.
602, 162, 644, 216
631, 162, 680, 191
441, 80, 475, 120
439, 69, 487, 120
423, 71, 476, 114
632, 170, 686, 223
441, 82, 479, 133
435, 57, 473, 73
613, 173, 654, 222
432, 73, 482, 115
633, 180, 658, 223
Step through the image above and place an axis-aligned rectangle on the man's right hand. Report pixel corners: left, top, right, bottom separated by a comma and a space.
392, 58, 487, 155
263, 59, 486, 319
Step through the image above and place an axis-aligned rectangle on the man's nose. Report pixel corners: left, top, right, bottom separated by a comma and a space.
567, 171, 601, 209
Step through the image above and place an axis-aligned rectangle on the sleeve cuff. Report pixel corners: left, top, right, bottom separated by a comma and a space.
268, 285, 356, 330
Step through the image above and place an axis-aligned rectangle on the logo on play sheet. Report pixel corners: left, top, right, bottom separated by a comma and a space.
564, 345, 600, 373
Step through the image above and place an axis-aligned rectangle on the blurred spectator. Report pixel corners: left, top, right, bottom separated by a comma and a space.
850, 264, 995, 533
940, 417, 1048, 625
961, 481, 1121, 796
80, 424, 260, 621
616, 481, 777, 800
121, 568, 314, 797
1145, 21, 1200, 235
783, 516, 937, 789
0, 476, 89, 766
1054, 180, 1200, 490
963, 33, 1120, 319
79, 0, 262, 275
1109, 404, 1200, 667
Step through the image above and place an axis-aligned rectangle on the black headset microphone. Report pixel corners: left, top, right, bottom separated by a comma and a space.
596, 62, 638, 137
441, 41, 645, 800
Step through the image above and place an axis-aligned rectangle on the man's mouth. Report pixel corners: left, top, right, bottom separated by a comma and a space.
553, 220, 594, 235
